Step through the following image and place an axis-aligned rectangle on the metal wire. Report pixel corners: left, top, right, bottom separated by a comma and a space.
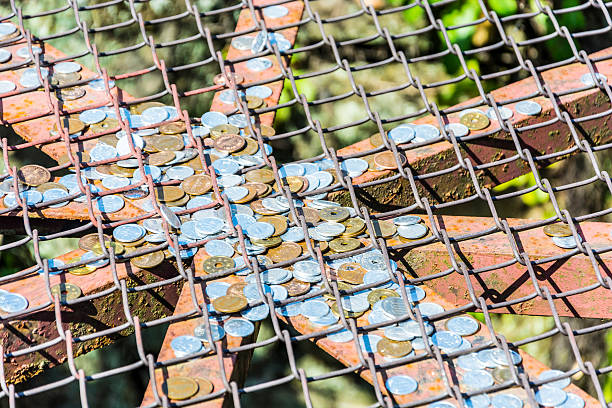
0, 0, 611, 406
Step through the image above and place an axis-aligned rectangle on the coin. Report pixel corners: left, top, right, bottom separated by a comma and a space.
193, 377, 214, 397
16, 165, 51, 186
153, 135, 184, 151
50, 283, 82, 302
69, 264, 97, 276
213, 72, 244, 86
460, 112, 490, 130
377, 337, 412, 357
342, 218, 365, 236
367, 288, 399, 305
181, 174, 212, 196
163, 376, 199, 400
243, 124, 275, 137
232, 137, 259, 156
154, 186, 185, 202
227, 282, 248, 297
373, 151, 407, 170
245, 168, 275, 184
371, 219, 397, 238
246, 95, 264, 109
330, 302, 364, 319
273, 176, 303, 193
202, 256, 235, 274
268, 242, 302, 263
159, 121, 186, 135
57, 86, 86, 101
146, 151, 175, 166
213, 134, 246, 153
36, 182, 68, 194
319, 207, 350, 222
130, 101, 165, 115
289, 207, 320, 225
109, 164, 134, 177
92, 241, 124, 255
282, 280, 310, 296
250, 199, 280, 215
89, 117, 119, 134
78, 233, 111, 251
212, 295, 248, 314
337, 262, 366, 284
250, 236, 282, 248
258, 215, 288, 236
543, 224, 572, 237
243, 182, 270, 198
233, 184, 258, 204
131, 250, 164, 269
329, 237, 361, 253
57, 151, 90, 168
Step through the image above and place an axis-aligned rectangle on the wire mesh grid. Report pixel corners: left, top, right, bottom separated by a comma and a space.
0, 0, 611, 406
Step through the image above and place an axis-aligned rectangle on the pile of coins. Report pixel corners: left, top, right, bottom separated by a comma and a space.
543, 224, 581, 249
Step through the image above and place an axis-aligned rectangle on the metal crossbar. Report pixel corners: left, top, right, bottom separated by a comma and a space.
0, 0, 611, 407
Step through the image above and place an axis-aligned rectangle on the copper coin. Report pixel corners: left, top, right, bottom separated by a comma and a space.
233, 184, 258, 204
243, 182, 269, 198
243, 124, 275, 137
131, 250, 164, 269
289, 207, 320, 225
109, 164, 135, 177
164, 193, 191, 208
268, 242, 302, 263
282, 280, 310, 297
213, 134, 246, 153
185, 156, 205, 172
36, 182, 68, 193
17, 164, 51, 186
337, 262, 366, 284
146, 151, 175, 166
213, 72, 244, 86
232, 137, 259, 156
78, 233, 111, 251
371, 219, 397, 238
373, 151, 407, 170
543, 224, 572, 237
181, 174, 212, 196
273, 176, 303, 193
163, 376, 199, 400
212, 295, 247, 314
154, 186, 185, 202
258, 215, 288, 236
159, 121, 186, 135
460, 112, 490, 130
227, 282, 248, 298
153, 135, 184, 151
193, 377, 214, 397
251, 199, 280, 215
377, 338, 412, 358
245, 168, 275, 184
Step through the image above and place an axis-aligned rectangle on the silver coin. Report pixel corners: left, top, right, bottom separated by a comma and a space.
359, 334, 382, 353
0, 292, 28, 313
116, 134, 145, 155
250, 30, 268, 54
232, 36, 254, 51
0, 23, 17, 36
246, 57, 273, 72
309, 311, 339, 326
42, 188, 69, 208
491, 394, 523, 408
462, 369, 494, 390
246, 85, 273, 99
205, 282, 230, 299
160, 204, 181, 229
431, 330, 462, 351
457, 353, 487, 371
275, 302, 302, 317
212, 158, 241, 175
19, 74, 42, 88
552, 235, 581, 249
205, 240, 234, 257
381, 297, 409, 318
113, 223, 146, 242
141, 106, 169, 124
486, 106, 513, 121
241, 303, 270, 321
301, 299, 330, 319
101, 176, 130, 190
90, 143, 118, 162
260, 268, 291, 285
444, 123, 469, 138
16, 46, 42, 59
224, 318, 255, 337
243, 283, 272, 301
476, 349, 499, 368
88, 78, 115, 91
194, 322, 225, 343
465, 394, 491, 408
383, 326, 415, 341
315, 222, 346, 237
340, 158, 368, 177
340, 296, 369, 313
557, 393, 584, 408
79, 108, 107, 124
0, 80, 16, 93
580, 72, 607, 86
413, 124, 440, 142
446, 315, 480, 336
385, 375, 418, 395
280, 226, 304, 242
490, 348, 522, 366
535, 386, 567, 406
81, 250, 108, 268
201, 111, 228, 128
429, 402, 456, 408
170, 335, 202, 356
538, 369, 571, 389
388, 125, 415, 144
54, 61, 82, 74
263, 5, 289, 18
417, 302, 444, 316
397, 223, 428, 239
270, 285, 288, 301
515, 100, 542, 116
246, 222, 275, 239
95, 195, 124, 213
327, 328, 354, 343
166, 166, 194, 181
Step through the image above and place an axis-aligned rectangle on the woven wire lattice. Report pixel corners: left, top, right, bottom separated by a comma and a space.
0, 0, 611, 407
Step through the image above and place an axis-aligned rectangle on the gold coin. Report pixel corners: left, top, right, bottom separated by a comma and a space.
232, 137, 259, 156
214, 134, 246, 153
212, 295, 247, 314
159, 121, 186, 135
323, 281, 354, 300
268, 242, 302, 263
163, 376, 199, 400
282, 280, 310, 297
164, 194, 191, 207
371, 219, 397, 238
109, 164, 135, 177
51, 283, 82, 302
258, 215, 288, 236
57, 151, 90, 168
131, 250, 164, 269
52, 118, 86, 137
69, 265, 97, 276
154, 185, 185, 202
92, 241, 124, 255
122, 236, 146, 247
185, 156, 204, 172
16, 165, 51, 186
202, 256, 235, 274
181, 174, 212, 196
233, 184, 258, 204
336, 262, 366, 284
36, 182, 68, 194
193, 377, 214, 397
210, 124, 239, 139
146, 151, 175, 166
89, 117, 119, 135
78, 233, 111, 251
250, 199, 280, 215
243, 124, 275, 137
377, 338, 412, 358
329, 237, 361, 253
227, 282, 247, 297
373, 151, 407, 170
250, 236, 282, 248
342, 218, 365, 236
319, 207, 350, 222
369, 132, 383, 147
243, 182, 270, 198
273, 176, 303, 193
96, 165, 114, 176
367, 288, 399, 306
130, 101, 165, 115
289, 207, 320, 225
543, 224, 572, 237
298, 239, 328, 253
330, 302, 364, 319
246, 95, 264, 109
153, 135, 184, 151
245, 168, 275, 184
460, 112, 490, 130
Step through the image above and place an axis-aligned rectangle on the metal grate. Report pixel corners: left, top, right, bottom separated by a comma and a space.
0, 0, 611, 407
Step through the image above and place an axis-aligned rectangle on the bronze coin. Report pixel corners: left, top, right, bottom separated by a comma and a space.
163, 377, 199, 400
258, 215, 288, 237
89, 118, 119, 135
210, 124, 239, 139
159, 121, 186, 135
51, 72, 81, 86
330, 302, 364, 319
245, 95, 264, 109
109, 164, 135, 177
154, 186, 185, 202
193, 377, 214, 397
146, 151, 175, 166
202, 256, 235, 274
213, 72, 244, 86
250, 236, 282, 248
245, 168, 275, 184
373, 151, 406, 170
282, 280, 310, 297
232, 137, 259, 156
377, 338, 412, 358
323, 281, 354, 300
243, 182, 269, 198
243, 124, 275, 137
92, 241, 124, 255
131, 250, 164, 269
371, 219, 397, 238
233, 184, 258, 204
16, 164, 51, 186
213, 134, 246, 153
273, 176, 303, 193
164, 193, 191, 208
97, 134, 119, 148
96, 165, 114, 176
329, 237, 361, 253
212, 295, 247, 314
227, 282, 248, 298
289, 207, 320, 225
319, 207, 350, 222
185, 156, 205, 172
336, 262, 366, 284
460, 112, 490, 130
268, 242, 302, 263
543, 224, 572, 237
153, 135, 184, 151
369, 132, 383, 147
181, 174, 213, 196
36, 182, 68, 193
130, 101, 166, 115
78, 233, 111, 251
